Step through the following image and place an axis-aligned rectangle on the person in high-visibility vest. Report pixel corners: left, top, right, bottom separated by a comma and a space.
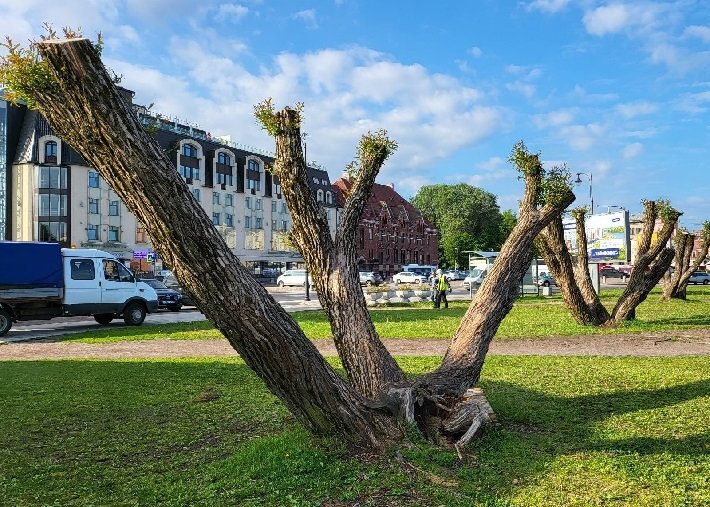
433, 268, 450, 309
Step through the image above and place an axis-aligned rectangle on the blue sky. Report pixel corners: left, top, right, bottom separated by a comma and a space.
1, 0, 708, 227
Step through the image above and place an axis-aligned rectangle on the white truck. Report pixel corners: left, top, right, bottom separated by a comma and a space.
0, 242, 159, 336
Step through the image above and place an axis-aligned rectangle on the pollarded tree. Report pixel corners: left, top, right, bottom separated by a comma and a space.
1, 33, 573, 450
661, 222, 710, 300
536, 200, 682, 327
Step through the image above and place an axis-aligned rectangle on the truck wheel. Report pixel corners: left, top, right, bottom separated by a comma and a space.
123, 302, 147, 326
0, 309, 12, 337
94, 314, 114, 325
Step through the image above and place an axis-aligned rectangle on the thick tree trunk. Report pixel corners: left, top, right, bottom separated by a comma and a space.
34, 38, 401, 446
536, 214, 609, 325
269, 110, 404, 398
661, 228, 709, 301
420, 159, 576, 393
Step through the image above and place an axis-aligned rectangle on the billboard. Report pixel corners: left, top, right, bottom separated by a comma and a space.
562, 210, 630, 262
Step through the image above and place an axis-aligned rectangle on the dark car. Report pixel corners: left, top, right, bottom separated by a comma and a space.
162, 276, 197, 307
599, 266, 628, 278
142, 279, 183, 311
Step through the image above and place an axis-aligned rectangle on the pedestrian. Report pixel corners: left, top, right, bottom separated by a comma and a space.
433, 269, 450, 309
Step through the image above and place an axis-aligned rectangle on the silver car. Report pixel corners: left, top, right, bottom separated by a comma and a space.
359, 272, 383, 286
688, 271, 710, 285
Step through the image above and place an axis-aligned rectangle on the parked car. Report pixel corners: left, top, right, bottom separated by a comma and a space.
276, 269, 311, 287
141, 279, 183, 311
688, 271, 710, 285
393, 271, 424, 284
163, 276, 197, 307
599, 266, 628, 278
359, 272, 383, 286
463, 268, 488, 289
535, 272, 556, 287
444, 270, 465, 281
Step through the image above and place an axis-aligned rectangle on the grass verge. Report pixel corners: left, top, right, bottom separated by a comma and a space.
1, 356, 708, 506
59, 288, 710, 343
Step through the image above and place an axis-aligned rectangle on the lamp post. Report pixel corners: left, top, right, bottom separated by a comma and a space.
574, 172, 593, 214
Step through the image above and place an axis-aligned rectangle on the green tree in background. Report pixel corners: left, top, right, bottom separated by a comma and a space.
412, 184, 504, 267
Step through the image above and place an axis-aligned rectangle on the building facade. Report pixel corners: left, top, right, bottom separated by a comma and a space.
3, 87, 340, 275
332, 178, 439, 279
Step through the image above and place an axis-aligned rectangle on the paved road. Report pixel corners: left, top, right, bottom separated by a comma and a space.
0, 281, 625, 344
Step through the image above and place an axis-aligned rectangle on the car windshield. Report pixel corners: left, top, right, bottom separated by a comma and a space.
144, 279, 167, 289
469, 269, 484, 278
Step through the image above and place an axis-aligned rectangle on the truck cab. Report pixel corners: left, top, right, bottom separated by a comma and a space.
0, 243, 159, 336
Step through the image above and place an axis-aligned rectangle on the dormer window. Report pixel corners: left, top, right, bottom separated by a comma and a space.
44, 141, 58, 164
218, 152, 231, 165
317, 189, 324, 202
325, 191, 332, 204
247, 159, 261, 191
182, 143, 198, 157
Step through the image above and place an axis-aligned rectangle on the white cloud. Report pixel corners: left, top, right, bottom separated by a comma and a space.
293, 9, 318, 29
216, 3, 249, 22
622, 142, 643, 159
583, 4, 633, 36
468, 46, 483, 58
526, 0, 571, 14
683, 25, 710, 43
506, 81, 536, 98
532, 108, 575, 128
674, 90, 710, 114
559, 123, 606, 151
615, 101, 658, 118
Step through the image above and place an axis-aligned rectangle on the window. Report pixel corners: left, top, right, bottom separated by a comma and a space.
244, 216, 251, 229
255, 217, 262, 229
44, 141, 58, 163
192, 167, 200, 180
217, 173, 233, 186
213, 192, 220, 205
281, 220, 287, 231
248, 159, 260, 172
179, 165, 191, 179
109, 200, 119, 216
322, 178, 328, 185
182, 143, 197, 157
275, 183, 282, 195
271, 220, 277, 230
39, 166, 67, 189
39, 194, 67, 217
312, 177, 319, 184
88, 198, 99, 214
271, 200, 277, 212
225, 194, 233, 207
212, 212, 221, 225
192, 188, 201, 202
217, 152, 231, 165
88, 171, 100, 188
281, 203, 287, 214
368, 228, 373, 240
39, 222, 66, 243
225, 214, 233, 227
108, 226, 120, 242
87, 224, 99, 241
317, 189, 324, 202
247, 178, 260, 191
135, 224, 147, 243
325, 191, 332, 204
245, 197, 251, 209
256, 199, 262, 210
70, 259, 95, 280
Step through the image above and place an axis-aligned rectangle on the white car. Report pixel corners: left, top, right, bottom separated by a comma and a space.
463, 268, 488, 289
393, 271, 424, 284
276, 269, 311, 287
688, 271, 710, 285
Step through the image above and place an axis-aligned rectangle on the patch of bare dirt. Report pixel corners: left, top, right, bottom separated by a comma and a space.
0, 328, 708, 361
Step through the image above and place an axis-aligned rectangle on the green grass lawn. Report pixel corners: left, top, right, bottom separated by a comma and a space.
60, 287, 710, 343
1, 356, 707, 506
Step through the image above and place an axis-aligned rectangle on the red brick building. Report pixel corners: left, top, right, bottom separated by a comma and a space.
332, 178, 439, 279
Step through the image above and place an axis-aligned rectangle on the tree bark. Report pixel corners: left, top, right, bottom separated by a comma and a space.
661, 226, 709, 301
269, 109, 404, 398
419, 153, 576, 393
33, 38, 401, 446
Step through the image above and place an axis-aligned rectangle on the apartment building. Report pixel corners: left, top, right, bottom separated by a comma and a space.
3, 87, 339, 275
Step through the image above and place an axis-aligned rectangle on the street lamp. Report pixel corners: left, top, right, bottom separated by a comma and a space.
574, 172, 593, 214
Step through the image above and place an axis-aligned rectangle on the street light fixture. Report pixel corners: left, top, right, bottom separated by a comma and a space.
574, 172, 593, 214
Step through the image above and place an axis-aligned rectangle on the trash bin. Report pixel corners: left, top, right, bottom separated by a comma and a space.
542, 286, 551, 296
